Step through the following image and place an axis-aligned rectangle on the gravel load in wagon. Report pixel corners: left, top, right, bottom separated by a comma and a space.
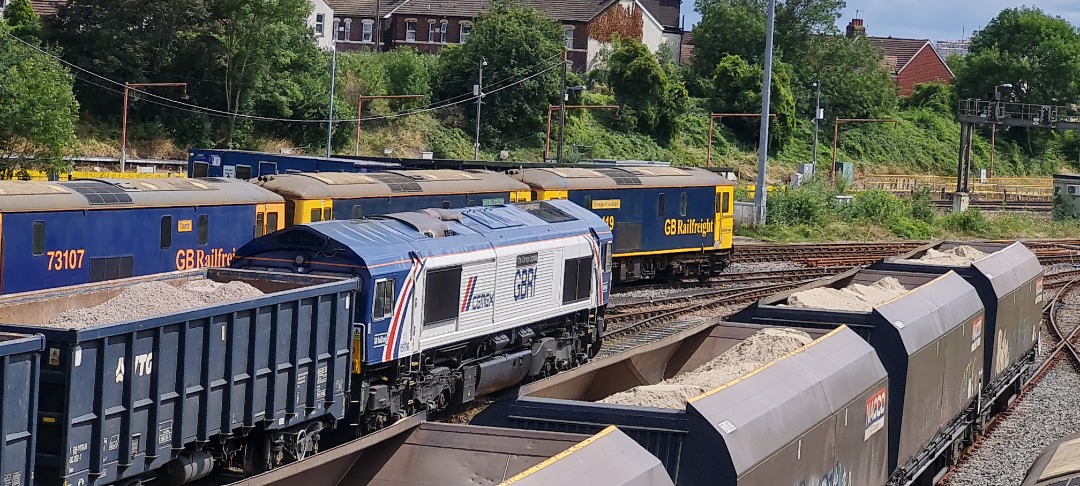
731, 267, 985, 481
471, 321, 831, 483
872, 241, 1044, 404
225, 416, 674, 486
0, 268, 358, 486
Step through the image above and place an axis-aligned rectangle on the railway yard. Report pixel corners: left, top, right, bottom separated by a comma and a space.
176, 238, 1080, 486
3, 233, 1080, 486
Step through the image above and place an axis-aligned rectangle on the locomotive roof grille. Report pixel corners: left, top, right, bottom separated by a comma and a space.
367, 173, 423, 192
518, 201, 577, 223
595, 168, 642, 185
66, 181, 134, 205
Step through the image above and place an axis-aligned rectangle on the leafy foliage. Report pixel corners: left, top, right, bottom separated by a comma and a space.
797, 36, 898, 120
2, 0, 41, 42
707, 54, 795, 149
433, 0, 562, 147
606, 37, 687, 144
0, 25, 79, 172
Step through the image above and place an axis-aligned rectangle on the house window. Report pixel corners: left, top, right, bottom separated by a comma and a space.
333, 17, 340, 40
315, 14, 325, 35
342, 18, 351, 41
406, 20, 416, 41
460, 22, 471, 43
440, 20, 448, 43
428, 20, 436, 42
564, 27, 574, 50
362, 20, 373, 42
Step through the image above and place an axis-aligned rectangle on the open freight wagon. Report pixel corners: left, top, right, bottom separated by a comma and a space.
0, 333, 45, 486
732, 267, 985, 485
224, 414, 674, 486
871, 240, 1043, 411
0, 268, 358, 486
473, 321, 892, 486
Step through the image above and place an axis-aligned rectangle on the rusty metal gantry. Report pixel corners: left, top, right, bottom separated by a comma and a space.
544, 104, 619, 161
354, 94, 427, 156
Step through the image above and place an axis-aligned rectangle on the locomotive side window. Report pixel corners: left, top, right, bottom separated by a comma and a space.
352, 204, 363, 219
197, 215, 209, 245
562, 256, 592, 304
442, 201, 451, 209
680, 192, 687, 217
236, 164, 253, 180
722, 192, 731, 214
604, 242, 613, 272
255, 212, 266, 237
373, 279, 395, 321
267, 212, 279, 232
160, 216, 172, 249
657, 193, 666, 217
584, 195, 592, 209
424, 266, 462, 325
32, 221, 45, 256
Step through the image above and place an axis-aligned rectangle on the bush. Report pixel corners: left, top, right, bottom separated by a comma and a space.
766, 183, 833, 227
940, 209, 991, 235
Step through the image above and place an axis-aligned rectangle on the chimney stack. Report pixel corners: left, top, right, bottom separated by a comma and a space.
847, 18, 866, 38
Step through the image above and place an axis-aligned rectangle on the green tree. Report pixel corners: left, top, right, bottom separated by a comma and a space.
902, 82, 956, 115
799, 36, 897, 120
433, 0, 562, 147
0, 27, 79, 173
955, 7, 1080, 104
383, 47, 433, 109
708, 54, 795, 149
691, 0, 845, 80
2, 0, 41, 42
607, 37, 687, 144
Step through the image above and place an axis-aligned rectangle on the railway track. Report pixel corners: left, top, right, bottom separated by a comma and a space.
616, 267, 849, 293
733, 242, 926, 266
939, 277, 1080, 485
598, 280, 815, 359
930, 200, 1053, 213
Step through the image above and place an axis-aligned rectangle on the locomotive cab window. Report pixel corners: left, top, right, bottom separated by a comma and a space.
266, 212, 279, 232
722, 192, 731, 214
310, 208, 322, 222
32, 221, 45, 256
197, 215, 209, 245
603, 242, 613, 272
680, 192, 687, 217
160, 216, 172, 249
657, 193, 666, 217
424, 266, 462, 326
322, 208, 332, 221
562, 256, 592, 304
373, 279, 395, 321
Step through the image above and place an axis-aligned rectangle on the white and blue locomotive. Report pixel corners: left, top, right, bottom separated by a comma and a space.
232, 199, 613, 431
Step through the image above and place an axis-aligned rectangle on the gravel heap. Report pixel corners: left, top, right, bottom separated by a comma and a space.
902, 245, 988, 267
46, 279, 264, 329
723, 261, 805, 274
598, 328, 812, 409
943, 361, 1080, 486
786, 277, 907, 312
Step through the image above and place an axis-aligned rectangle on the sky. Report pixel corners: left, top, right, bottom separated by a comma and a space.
680, 1, 1080, 41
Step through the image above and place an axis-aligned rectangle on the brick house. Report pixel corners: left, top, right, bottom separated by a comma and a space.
324, 0, 683, 70
846, 18, 955, 96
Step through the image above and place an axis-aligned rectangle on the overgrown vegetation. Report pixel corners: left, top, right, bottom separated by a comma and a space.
740, 182, 1080, 242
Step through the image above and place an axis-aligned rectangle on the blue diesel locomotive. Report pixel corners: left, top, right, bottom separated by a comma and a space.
0, 178, 283, 293
233, 199, 612, 432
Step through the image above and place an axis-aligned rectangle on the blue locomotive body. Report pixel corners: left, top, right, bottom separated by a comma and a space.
0, 178, 284, 294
